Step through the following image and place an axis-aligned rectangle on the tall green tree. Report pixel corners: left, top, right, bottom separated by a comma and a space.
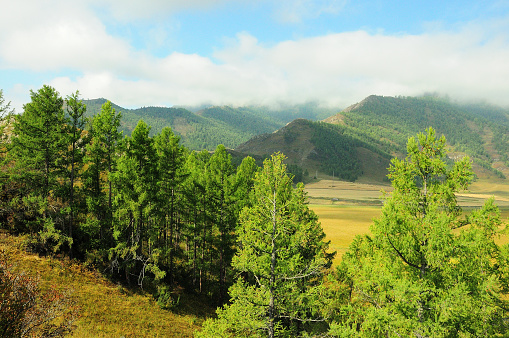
198, 153, 334, 338
206, 144, 236, 303
60, 91, 87, 250
83, 100, 122, 246
153, 127, 187, 284
111, 120, 160, 286
331, 128, 509, 337
233, 155, 258, 213
10, 85, 66, 200
7, 85, 72, 252
181, 150, 209, 292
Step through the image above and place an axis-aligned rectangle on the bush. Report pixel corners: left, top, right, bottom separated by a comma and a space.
0, 251, 79, 337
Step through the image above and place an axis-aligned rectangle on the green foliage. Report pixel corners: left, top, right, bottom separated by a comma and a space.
309, 122, 366, 181
9, 85, 66, 199
286, 164, 304, 183
7, 85, 509, 337
83, 99, 336, 151
110, 120, 159, 287
0, 89, 13, 117
156, 285, 180, 310
340, 95, 493, 162
331, 128, 509, 336
82, 100, 123, 251
198, 153, 334, 337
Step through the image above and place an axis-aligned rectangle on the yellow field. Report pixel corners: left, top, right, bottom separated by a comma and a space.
305, 180, 390, 205
308, 180, 509, 266
306, 179, 509, 207
310, 205, 381, 265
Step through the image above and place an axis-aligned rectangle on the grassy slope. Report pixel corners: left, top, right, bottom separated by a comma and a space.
235, 95, 509, 184
0, 232, 211, 338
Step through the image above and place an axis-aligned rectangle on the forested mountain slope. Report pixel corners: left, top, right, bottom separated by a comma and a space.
235, 119, 392, 182
236, 95, 509, 183
83, 99, 333, 150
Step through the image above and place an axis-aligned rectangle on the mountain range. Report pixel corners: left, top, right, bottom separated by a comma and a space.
83, 99, 335, 150
83, 95, 509, 184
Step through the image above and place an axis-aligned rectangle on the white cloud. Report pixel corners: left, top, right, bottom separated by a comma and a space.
1, 1, 509, 110
23, 24, 509, 109
0, 0, 134, 73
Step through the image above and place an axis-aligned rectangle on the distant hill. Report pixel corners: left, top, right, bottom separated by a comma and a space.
236, 119, 391, 182
82, 99, 335, 150
236, 95, 509, 183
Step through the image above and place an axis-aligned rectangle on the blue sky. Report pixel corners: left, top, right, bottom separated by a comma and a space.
1, 0, 509, 112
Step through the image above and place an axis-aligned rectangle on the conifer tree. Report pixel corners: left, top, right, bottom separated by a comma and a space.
153, 127, 187, 284
10, 85, 66, 200
331, 128, 509, 337
181, 151, 209, 292
60, 91, 87, 251
206, 144, 236, 303
8, 85, 71, 251
233, 155, 258, 213
111, 120, 160, 286
83, 101, 122, 247
198, 153, 333, 338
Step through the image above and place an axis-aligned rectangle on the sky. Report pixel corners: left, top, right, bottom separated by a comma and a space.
1, 0, 509, 112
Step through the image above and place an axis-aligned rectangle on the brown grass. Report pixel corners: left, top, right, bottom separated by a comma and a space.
310, 205, 381, 265
0, 232, 204, 338
308, 179, 509, 266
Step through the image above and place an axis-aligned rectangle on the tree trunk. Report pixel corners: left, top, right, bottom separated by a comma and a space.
268, 191, 277, 338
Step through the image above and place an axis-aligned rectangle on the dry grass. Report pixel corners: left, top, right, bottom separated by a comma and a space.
306, 179, 509, 207
0, 232, 204, 338
305, 180, 390, 206
310, 205, 381, 265
312, 204, 509, 266
308, 179, 509, 266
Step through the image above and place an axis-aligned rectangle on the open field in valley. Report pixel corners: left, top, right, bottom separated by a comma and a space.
307, 179, 509, 265
309, 205, 380, 265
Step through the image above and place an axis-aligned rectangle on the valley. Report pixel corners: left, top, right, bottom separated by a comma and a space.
3, 89, 509, 336
308, 176, 509, 266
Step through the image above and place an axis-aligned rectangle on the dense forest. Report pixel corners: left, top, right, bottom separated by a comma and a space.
234, 95, 509, 185
82, 98, 335, 151
1, 87, 509, 337
335, 95, 509, 178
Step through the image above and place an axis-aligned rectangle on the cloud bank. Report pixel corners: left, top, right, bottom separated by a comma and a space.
1, 0, 509, 111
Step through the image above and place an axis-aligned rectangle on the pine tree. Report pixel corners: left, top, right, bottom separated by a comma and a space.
181, 151, 209, 292
206, 144, 236, 303
153, 127, 187, 284
83, 100, 122, 247
60, 91, 87, 253
10, 85, 66, 200
331, 128, 509, 337
111, 120, 160, 286
198, 153, 334, 338
8, 85, 71, 252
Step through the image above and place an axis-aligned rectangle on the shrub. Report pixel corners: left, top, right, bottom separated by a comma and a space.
0, 251, 79, 337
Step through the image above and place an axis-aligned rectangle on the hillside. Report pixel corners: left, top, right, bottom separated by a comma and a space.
0, 232, 210, 337
82, 99, 334, 150
236, 119, 392, 182
236, 95, 509, 183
